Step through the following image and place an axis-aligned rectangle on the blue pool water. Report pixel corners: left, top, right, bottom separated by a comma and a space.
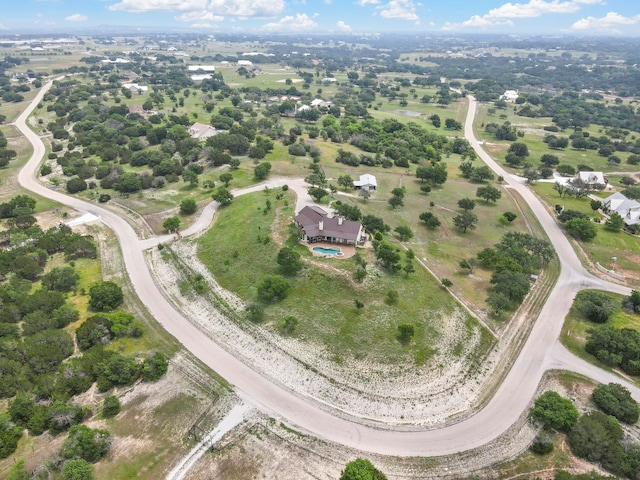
312, 246, 342, 255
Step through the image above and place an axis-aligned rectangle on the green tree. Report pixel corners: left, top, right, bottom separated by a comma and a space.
101, 396, 121, 418
529, 391, 579, 432
254, 162, 272, 180
0, 413, 22, 458
63, 459, 95, 480
75, 315, 114, 351
180, 198, 197, 215
89, 281, 124, 312
337, 175, 353, 190
530, 431, 554, 455
308, 186, 328, 202
142, 351, 168, 381
397, 324, 415, 344
502, 211, 517, 223
457, 198, 476, 211
575, 290, 618, 323
476, 185, 502, 204
66, 177, 88, 194
219, 172, 233, 187
419, 211, 441, 229
592, 383, 639, 424
567, 412, 627, 478
490, 271, 530, 303
453, 211, 478, 233
7, 459, 30, 480
604, 213, 624, 232
375, 242, 401, 271
277, 247, 303, 276
61, 424, 112, 462
394, 225, 413, 241
163, 216, 181, 232
212, 187, 234, 206
340, 458, 387, 480
564, 218, 597, 241
257, 275, 291, 303
42, 266, 80, 292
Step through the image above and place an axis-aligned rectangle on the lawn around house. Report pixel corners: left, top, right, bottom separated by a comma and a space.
197, 191, 493, 367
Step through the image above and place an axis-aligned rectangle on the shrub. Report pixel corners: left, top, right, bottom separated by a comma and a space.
257, 275, 291, 303
60, 424, 111, 463
592, 383, 639, 424
66, 177, 88, 194
180, 198, 197, 215
529, 391, 579, 432
142, 352, 168, 382
575, 291, 618, 323
88, 281, 124, 312
101, 396, 121, 418
530, 431, 554, 455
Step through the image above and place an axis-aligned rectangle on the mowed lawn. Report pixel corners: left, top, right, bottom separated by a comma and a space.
197, 191, 492, 366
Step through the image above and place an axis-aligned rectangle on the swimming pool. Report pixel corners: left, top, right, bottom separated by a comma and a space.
312, 246, 343, 256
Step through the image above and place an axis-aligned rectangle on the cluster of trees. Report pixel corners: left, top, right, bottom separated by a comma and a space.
0, 129, 17, 168
586, 325, 640, 376
476, 232, 553, 314
556, 208, 598, 242
529, 388, 639, 479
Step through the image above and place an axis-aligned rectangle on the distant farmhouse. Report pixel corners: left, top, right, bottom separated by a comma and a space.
294, 206, 366, 246
603, 192, 640, 229
500, 90, 519, 102
188, 65, 216, 73
353, 174, 377, 191
121, 83, 148, 94
578, 171, 606, 186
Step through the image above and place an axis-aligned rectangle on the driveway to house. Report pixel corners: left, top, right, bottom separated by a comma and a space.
14, 79, 640, 458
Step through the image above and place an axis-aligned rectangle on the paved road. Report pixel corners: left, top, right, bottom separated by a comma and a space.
14, 80, 640, 458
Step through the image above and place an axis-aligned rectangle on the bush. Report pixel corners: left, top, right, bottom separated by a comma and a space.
142, 351, 168, 382
180, 198, 197, 215
529, 391, 579, 432
592, 383, 639, 424
257, 275, 291, 303
89, 281, 124, 312
60, 424, 111, 463
530, 431, 554, 455
66, 177, 88, 194
101, 396, 121, 418
287, 143, 307, 156
340, 458, 387, 480
575, 291, 618, 323
62, 459, 95, 480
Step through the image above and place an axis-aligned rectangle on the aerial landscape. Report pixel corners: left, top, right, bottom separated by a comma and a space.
1, 1, 640, 479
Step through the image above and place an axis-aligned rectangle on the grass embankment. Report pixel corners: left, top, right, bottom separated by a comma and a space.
198, 191, 492, 367
532, 182, 640, 280
561, 289, 640, 387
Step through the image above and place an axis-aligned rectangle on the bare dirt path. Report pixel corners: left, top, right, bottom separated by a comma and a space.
14, 79, 640, 459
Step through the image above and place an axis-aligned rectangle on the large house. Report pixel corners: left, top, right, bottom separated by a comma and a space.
353, 174, 377, 191
603, 192, 640, 228
294, 206, 366, 246
187, 65, 216, 73
188, 122, 218, 141
500, 90, 519, 102
578, 171, 606, 186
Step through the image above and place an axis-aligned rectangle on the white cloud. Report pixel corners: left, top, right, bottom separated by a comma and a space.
109, 0, 284, 18
65, 13, 88, 21
262, 13, 317, 31
176, 11, 224, 22
356, 0, 380, 5
379, 0, 419, 21
337, 20, 352, 32
571, 11, 640, 31
443, 0, 603, 30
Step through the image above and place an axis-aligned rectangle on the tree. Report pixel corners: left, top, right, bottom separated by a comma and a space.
308, 186, 328, 202
397, 324, 415, 344
0, 413, 22, 458
89, 281, 123, 312
42, 266, 79, 292
490, 271, 530, 303
441, 278, 453, 288
340, 458, 387, 480
63, 459, 95, 480
212, 187, 234, 206
182, 169, 198, 187
66, 177, 88, 194
564, 217, 597, 241
476, 185, 502, 204
7, 459, 30, 480
219, 172, 233, 187
142, 351, 168, 381
337, 175, 353, 191
575, 290, 618, 323
333, 203, 362, 221
508, 142, 529, 158
530, 431, 554, 455
180, 198, 197, 215
101, 396, 121, 418
604, 213, 624, 232
529, 390, 579, 432
257, 275, 291, 303
375, 242, 401, 271
254, 162, 272, 180
540, 154, 560, 167
503, 211, 517, 223
453, 211, 478, 233
592, 383, 639, 424
277, 247, 303, 276
590, 199, 602, 211
61, 424, 112, 462
163, 216, 181, 233
394, 225, 413, 241
388, 195, 404, 210
457, 198, 476, 211
487, 291, 513, 314
419, 211, 441, 229
567, 412, 627, 478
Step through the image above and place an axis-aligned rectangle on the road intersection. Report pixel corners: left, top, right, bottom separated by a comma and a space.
14, 80, 640, 457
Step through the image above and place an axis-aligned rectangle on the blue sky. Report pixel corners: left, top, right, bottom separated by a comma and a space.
3, 0, 640, 35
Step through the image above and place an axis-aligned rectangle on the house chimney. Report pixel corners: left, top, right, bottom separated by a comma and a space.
319, 220, 323, 231
338, 217, 343, 225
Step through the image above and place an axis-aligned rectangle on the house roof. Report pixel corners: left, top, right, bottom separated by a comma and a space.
604, 192, 640, 226
294, 206, 362, 241
578, 171, 605, 184
188, 122, 217, 140
353, 174, 377, 188
188, 65, 216, 72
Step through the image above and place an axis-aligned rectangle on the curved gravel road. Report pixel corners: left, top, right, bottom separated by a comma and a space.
14, 80, 640, 458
